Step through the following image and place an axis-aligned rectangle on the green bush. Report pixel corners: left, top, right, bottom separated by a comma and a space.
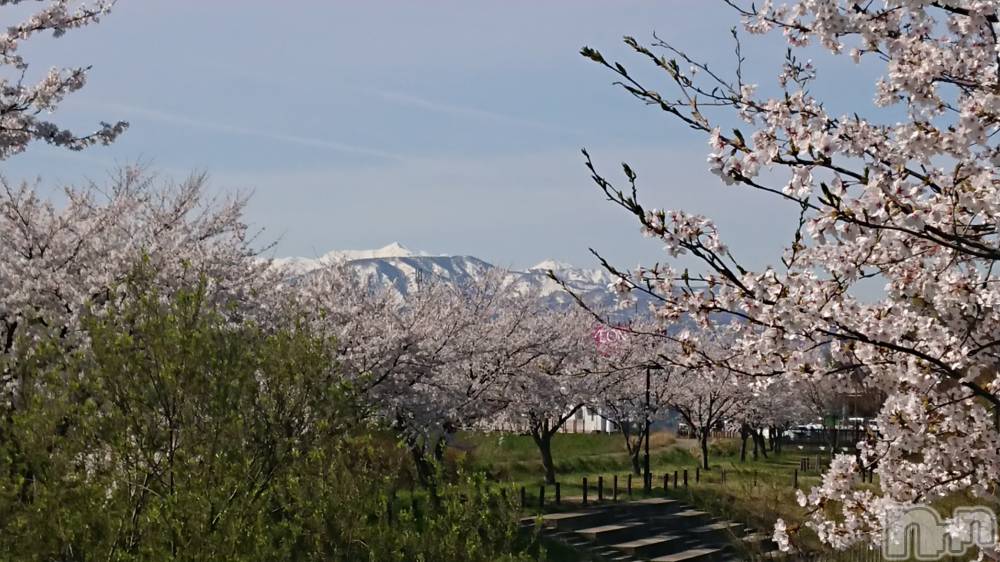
0, 274, 536, 561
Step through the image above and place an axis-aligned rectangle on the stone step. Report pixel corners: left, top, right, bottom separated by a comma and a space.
612, 533, 686, 558
596, 545, 638, 560
576, 521, 650, 544
689, 521, 745, 540
651, 547, 723, 562
610, 497, 683, 515
536, 510, 616, 531
645, 509, 713, 531
668, 509, 713, 529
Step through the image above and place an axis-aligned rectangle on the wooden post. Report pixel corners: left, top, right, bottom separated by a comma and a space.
673, 470, 678, 488
598, 476, 604, 502
794, 469, 799, 489
683, 469, 688, 487
613, 474, 619, 501
627, 474, 632, 497
520, 486, 526, 508
696, 467, 701, 483
663, 473, 668, 491
555, 482, 561, 505
539, 485, 545, 509
582, 477, 588, 506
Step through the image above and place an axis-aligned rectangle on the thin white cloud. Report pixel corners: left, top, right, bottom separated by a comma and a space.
99, 103, 407, 162
375, 90, 583, 135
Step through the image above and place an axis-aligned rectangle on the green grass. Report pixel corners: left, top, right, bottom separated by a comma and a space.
450, 431, 992, 561
452, 432, 846, 553
453, 430, 687, 481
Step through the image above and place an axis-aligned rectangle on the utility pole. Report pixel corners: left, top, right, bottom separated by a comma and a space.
644, 365, 651, 492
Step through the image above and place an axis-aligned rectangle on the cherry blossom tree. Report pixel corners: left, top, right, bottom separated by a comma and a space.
0, 168, 266, 372
733, 376, 810, 461
491, 303, 600, 485
292, 265, 554, 485
0, 1, 127, 159
582, 0, 1000, 553
669, 364, 744, 471
591, 324, 677, 476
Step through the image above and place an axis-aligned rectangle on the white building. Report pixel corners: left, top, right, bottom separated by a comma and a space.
560, 406, 614, 434
476, 406, 616, 434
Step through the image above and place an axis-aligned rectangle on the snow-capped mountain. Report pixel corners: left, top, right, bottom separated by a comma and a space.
272, 242, 621, 308
271, 242, 433, 276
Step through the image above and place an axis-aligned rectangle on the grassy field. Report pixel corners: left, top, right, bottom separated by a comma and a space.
451, 430, 849, 554
452, 430, 688, 481
437, 430, 994, 561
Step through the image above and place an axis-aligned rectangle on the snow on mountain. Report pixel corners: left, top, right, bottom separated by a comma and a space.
270, 242, 431, 276
529, 259, 574, 271
272, 244, 621, 309
322, 241, 430, 263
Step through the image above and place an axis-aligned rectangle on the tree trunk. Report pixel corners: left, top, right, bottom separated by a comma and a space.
532, 430, 557, 485
699, 429, 710, 470
739, 424, 750, 463
756, 430, 769, 459
751, 428, 759, 460
630, 447, 642, 476
621, 423, 642, 476
854, 448, 867, 482
408, 440, 436, 488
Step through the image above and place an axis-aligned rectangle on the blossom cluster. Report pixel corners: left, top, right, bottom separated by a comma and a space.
0, 1, 128, 159
583, 0, 1000, 555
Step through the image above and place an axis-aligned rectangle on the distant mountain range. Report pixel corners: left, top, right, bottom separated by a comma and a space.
271, 242, 624, 308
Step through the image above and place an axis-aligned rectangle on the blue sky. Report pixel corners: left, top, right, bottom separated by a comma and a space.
6, 1, 880, 272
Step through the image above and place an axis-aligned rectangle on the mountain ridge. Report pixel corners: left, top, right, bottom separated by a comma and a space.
271, 242, 619, 308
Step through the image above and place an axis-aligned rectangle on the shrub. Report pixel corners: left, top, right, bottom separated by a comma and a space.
0, 274, 536, 561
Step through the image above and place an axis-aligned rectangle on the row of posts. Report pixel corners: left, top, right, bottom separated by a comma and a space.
387, 465, 849, 520
518, 465, 828, 509
520, 468, 701, 509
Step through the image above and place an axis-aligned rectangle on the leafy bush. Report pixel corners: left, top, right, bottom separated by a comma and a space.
0, 274, 536, 561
